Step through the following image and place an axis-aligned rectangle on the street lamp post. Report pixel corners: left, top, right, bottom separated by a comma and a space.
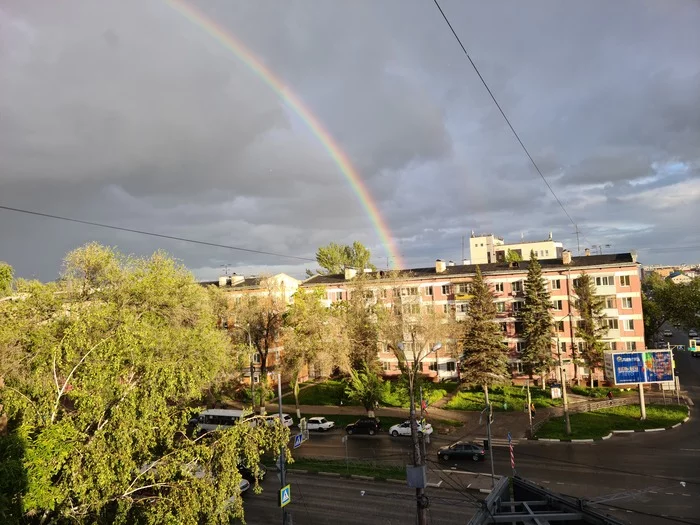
234, 324, 256, 412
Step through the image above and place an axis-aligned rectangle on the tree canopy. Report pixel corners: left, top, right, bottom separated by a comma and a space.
573, 271, 608, 386
314, 241, 376, 275
0, 244, 288, 525
459, 267, 509, 403
520, 253, 554, 381
0, 261, 13, 297
642, 273, 700, 345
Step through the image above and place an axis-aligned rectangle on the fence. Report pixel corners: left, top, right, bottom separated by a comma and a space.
529, 392, 686, 437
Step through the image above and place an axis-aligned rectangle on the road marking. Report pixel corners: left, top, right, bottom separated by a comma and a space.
682, 494, 691, 497
649, 491, 658, 494
542, 481, 550, 484
680, 448, 700, 452
427, 480, 443, 488
665, 492, 674, 495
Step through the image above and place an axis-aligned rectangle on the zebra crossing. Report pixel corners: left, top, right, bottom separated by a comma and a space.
474, 437, 520, 447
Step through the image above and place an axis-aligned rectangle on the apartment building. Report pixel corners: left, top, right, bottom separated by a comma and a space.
469, 232, 564, 265
303, 251, 645, 386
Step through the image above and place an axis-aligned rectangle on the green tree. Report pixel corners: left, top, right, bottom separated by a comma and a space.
505, 250, 522, 263
283, 288, 350, 417
314, 241, 376, 275
642, 273, 700, 345
0, 262, 13, 297
332, 276, 381, 369
459, 266, 509, 404
573, 271, 608, 387
344, 363, 385, 417
0, 243, 288, 525
520, 252, 554, 386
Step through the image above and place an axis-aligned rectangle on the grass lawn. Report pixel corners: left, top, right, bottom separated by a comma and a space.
535, 404, 689, 440
286, 458, 405, 480
569, 385, 637, 398
445, 385, 563, 411
281, 379, 349, 406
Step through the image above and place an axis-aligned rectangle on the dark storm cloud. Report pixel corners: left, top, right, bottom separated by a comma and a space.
1, 0, 699, 282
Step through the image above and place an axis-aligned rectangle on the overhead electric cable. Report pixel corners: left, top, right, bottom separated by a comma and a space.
0, 204, 315, 262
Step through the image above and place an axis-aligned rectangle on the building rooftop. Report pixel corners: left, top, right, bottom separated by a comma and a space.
303, 253, 638, 286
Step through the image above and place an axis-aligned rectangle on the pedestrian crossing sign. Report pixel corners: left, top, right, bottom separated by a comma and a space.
279, 484, 291, 507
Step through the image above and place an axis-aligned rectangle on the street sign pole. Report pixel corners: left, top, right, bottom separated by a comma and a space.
638, 382, 646, 420
277, 374, 290, 524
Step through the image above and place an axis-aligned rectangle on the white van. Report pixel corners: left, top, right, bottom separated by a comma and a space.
265, 413, 294, 428
191, 409, 257, 432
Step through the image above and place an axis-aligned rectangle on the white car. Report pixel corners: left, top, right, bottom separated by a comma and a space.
389, 420, 433, 437
306, 417, 335, 432
265, 413, 294, 428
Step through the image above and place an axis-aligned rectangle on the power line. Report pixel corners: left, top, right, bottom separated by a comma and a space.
0, 204, 315, 263
431, 0, 593, 249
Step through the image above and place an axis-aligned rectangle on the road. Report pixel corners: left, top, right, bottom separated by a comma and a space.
236, 472, 477, 525
276, 349, 700, 525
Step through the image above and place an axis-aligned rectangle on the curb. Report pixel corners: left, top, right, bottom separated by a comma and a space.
318, 471, 341, 477
287, 469, 309, 474
530, 407, 691, 442
350, 475, 375, 481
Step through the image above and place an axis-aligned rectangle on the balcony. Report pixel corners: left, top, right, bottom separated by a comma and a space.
594, 285, 616, 296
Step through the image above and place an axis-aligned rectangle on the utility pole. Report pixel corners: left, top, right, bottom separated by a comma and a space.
526, 379, 532, 435
277, 375, 290, 525
408, 371, 427, 525
247, 327, 255, 411
557, 342, 571, 435
481, 404, 496, 488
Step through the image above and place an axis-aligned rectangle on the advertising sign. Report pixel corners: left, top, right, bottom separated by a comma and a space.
604, 350, 674, 385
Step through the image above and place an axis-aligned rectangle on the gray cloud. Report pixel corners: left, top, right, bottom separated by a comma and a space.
1, 0, 699, 282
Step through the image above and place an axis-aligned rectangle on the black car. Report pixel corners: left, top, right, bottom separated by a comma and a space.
437, 441, 486, 462
237, 462, 267, 484
345, 417, 381, 435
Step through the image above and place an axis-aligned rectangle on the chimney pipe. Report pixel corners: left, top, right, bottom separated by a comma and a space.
448, 260, 455, 267
218, 276, 229, 287
435, 259, 447, 273
562, 250, 572, 265
344, 267, 357, 280
584, 248, 591, 256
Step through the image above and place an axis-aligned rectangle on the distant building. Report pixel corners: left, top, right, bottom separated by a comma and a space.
468, 231, 563, 265
303, 250, 645, 386
668, 271, 693, 285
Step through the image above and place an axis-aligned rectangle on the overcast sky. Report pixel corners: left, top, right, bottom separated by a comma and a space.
2, 0, 699, 281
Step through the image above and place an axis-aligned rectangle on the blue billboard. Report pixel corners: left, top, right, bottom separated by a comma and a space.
604, 350, 674, 385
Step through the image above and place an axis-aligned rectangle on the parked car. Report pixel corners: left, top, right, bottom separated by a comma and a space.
345, 417, 381, 435
265, 413, 294, 428
307, 416, 335, 432
437, 441, 485, 462
663, 329, 673, 337
389, 420, 433, 437
689, 329, 698, 338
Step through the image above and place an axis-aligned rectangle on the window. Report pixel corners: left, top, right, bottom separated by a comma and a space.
551, 279, 561, 290
362, 290, 374, 299
556, 320, 565, 331
624, 319, 635, 331
560, 341, 567, 354
456, 283, 472, 294
516, 341, 525, 353
620, 275, 631, 287
253, 353, 261, 364
606, 296, 616, 309
552, 299, 563, 310
335, 291, 343, 301
424, 286, 433, 296
595, 275, 614, 286
402, 304, 420, 314
622, 297, 633, 309
578, 341, 585, 353
606, 341, 617, 351
514, 322, 524, 335
443, 304, 449, 314
626, 341, 637, 351
573, 278, 581, 288
494, 282, 504, 293
441, 285, 451, 295
512, 301, 524, 313
496, 302, 506, 313
512, 360, 524, 374
401, 287, 418, 296
382, 361, 392, 371
446, 361, 456, 372
545, 250, 550, 256
604, 318, 619, 330
253, 374, 260, 384
500, 322, 508, 333
512, 281, 523, 292
458, 303, 469, 313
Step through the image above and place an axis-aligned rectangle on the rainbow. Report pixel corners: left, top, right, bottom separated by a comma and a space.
163, 0, 403, 269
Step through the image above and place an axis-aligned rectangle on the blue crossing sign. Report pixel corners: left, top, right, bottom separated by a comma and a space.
293, 433, 303, 449
279, 484, 291, 507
